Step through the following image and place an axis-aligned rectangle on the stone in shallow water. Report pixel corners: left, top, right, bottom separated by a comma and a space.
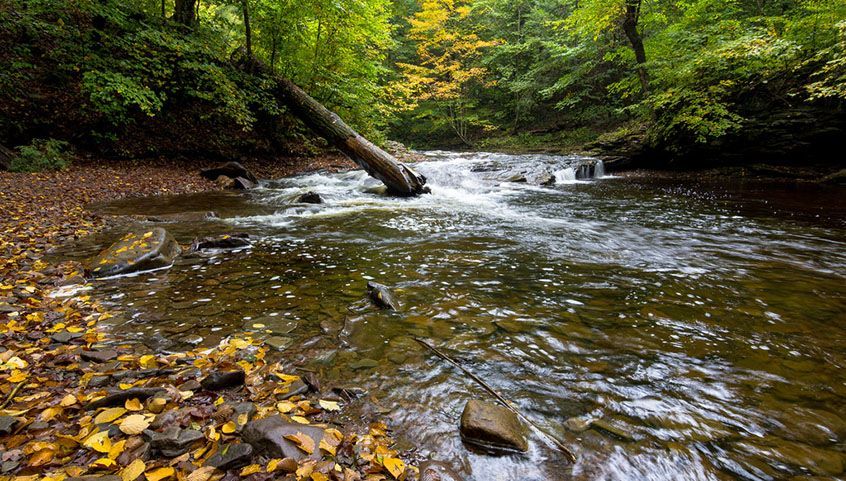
419, 461, 464, 481
459, 400, 528, 452
200, 370, 246, 390
367, 281, 399, 310
89, 228, 182, 278
265, 336, 293, 351
191, 233, 251, 251
80, 349, 118, 363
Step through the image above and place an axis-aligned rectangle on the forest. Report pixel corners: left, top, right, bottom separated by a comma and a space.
2, 0, 844, 170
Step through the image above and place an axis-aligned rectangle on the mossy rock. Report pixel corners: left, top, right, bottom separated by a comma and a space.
89, 228, 182, 278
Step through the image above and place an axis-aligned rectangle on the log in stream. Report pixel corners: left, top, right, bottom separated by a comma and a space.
233, 50, 429, 196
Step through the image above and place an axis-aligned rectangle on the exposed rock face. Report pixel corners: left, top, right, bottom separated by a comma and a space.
419, 461, 464, 481
459, 400, 528, 452
367, 281, 399, 310
294, 191, 324, 204
88, 228, 181, 278
190, 233, 251, 251
242, 415, 325, 461
201, 162, 258, 184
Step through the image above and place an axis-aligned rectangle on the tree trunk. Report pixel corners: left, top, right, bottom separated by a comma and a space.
242, 0, 252, 58
0, 144, 13, 171
173, 0, 197, 26
622, 0, 648, 95
233, 50, 428, 196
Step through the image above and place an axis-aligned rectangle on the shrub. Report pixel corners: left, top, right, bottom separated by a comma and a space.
11, 139, 73, 172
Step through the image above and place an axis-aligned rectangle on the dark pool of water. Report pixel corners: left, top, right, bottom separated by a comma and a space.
66, 152, 845, 480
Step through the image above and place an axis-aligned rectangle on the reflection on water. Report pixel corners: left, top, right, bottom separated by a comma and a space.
75, 151, 845, 481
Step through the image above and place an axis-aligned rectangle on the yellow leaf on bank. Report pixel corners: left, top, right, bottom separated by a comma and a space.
214, 396, 224, 406
291, 416, 310, 424
276, 401, 296, 413
119, 414, 150, 435
91, 457, 116, 468
84, 430, 111, 453
311, 473, 328, 481
40, 406, 62, 421
318, 438, 336, 456
120, 458, 146, 481
283, 432, 315, 454
383, 457, 405, 479
186, 466, 218, 481
145, 466, 175, 481
125, 398, 143, 411
221, 421, 237, 434
138, 355, 157, 369
94, 407, 126, 424
265, 458, 284, 473
239, 464, 262, 476
148, 397, 167, 413
8, 369, 28, 383
60, 394, 78, 406
109, 439, 127, 459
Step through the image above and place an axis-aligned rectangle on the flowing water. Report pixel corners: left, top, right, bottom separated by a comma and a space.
73, 151, 846, 480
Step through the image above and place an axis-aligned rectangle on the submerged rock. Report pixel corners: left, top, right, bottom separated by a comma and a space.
367, 281, 399, 310
459, 400, 528, 452
88, 228, 181, 278
242, 415, 325, 461
538, 173, 556, 186
200, 161, 258, 184
144, 211, 219, 223
190, 233, 251, 251
293, 191, 324, 204
80, 349, 118, 363
420, 461, 464, 481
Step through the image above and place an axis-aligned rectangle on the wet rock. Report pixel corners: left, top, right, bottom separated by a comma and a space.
200, 370, 246, 390
590, 418, 635, 441
143, 332, 175, 352
278, 379, 309, 400
265, 336, 293, 351
420, 461, 464, 481
201, 162, 258, 184
191, 233, 251, 251
0, 416, 18, 434
144, 426, 205, 457
89, 375, 110, 388
85, 387, 166, 410
232, 176, 257, 190
564, 416, 595, 433
331, 386, 367, 401
367, 281, 399, 310
145, 211, 219, 223
80, 349, 118, 363
88, 228, 182, 278
459, 400, 528, 452
51, 331, 84, 344
538, 173, 556, 186
506, 174, 527, 183
206, 443, 254, 470
242, 415, 325, 461
294, 191, 324, 204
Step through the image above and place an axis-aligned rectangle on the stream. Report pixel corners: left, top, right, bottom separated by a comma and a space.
68, 151, 845, 480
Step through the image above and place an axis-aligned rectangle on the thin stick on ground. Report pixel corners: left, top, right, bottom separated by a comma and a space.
0, 382, 24, 410
413, 337, 577, 463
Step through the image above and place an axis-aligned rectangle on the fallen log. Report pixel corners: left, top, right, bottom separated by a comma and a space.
233, 50, 428, 196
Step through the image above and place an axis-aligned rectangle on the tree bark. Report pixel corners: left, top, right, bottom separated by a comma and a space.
233, 49, 428, 196
0, 144, 13, 171
622, 0, 648, 95
242, 0, 252, 58
174, 0, 197, 26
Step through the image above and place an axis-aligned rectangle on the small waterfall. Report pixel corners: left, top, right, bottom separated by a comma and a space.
554, 168, 577, 183
594, 160, 605, 178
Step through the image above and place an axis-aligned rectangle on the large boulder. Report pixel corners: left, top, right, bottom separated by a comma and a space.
89, 228, 182, 278
459, 400, 528, 452
242, 415, 326, 461
200, 161, 258, 184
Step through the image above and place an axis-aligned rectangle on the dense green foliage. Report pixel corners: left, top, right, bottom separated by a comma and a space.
10, 138, 72, 172
1, 0, 843, 166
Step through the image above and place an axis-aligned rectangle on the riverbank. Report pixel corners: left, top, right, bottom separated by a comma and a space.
0, 155, 418, 480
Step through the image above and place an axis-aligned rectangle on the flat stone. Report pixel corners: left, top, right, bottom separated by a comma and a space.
80, 349, 118, 363
460, 400, 528, 452
349, 358, 379, 370
89, 228, 182, 278
200, 370, 246, 390
420, 461, 464, 481
590, 418, 635, 441
206, 443, 254, 470
51, 331, 84, 344
85, 388, 166, 410
242, 415, 325, 461
278, 379, 309, 400
144, 426, 204, 456
0, 416, 18, 434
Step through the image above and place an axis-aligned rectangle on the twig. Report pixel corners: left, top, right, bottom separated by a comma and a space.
413, 337, 577, 463
0, 382, 24, 410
